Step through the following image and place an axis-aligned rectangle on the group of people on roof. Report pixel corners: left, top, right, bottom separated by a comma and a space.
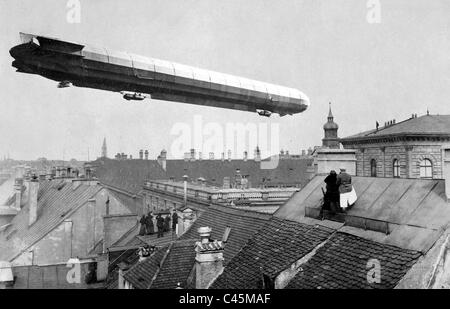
139, 210, 179, 238
323, 167, 357, 214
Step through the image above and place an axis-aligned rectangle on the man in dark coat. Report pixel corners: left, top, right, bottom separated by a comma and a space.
323, 170, 340, 213
171, 211, 178, 232
164, 214, 171, 232
145, 212, 154, 235
156, 214, 165, 238
139, 214, 147, 236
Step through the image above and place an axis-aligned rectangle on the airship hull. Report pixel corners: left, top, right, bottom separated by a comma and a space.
10, 33, 310, 115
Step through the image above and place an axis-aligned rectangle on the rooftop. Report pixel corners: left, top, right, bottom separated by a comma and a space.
286, 232, 421, 289
341, 114, 450, 142
119, 203, 271, 289
93, 157, 313, 195
211, 217, 334, 289
0, 179, 103, 262
275, 175, 450, 252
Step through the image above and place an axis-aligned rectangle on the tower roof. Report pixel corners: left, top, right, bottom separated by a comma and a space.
323, 103, 339, 130
328, 103, 333, 119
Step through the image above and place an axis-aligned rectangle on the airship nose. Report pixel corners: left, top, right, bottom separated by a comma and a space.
9, 45, 25, 60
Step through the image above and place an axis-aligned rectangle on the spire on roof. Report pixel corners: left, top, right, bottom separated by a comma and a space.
328, 102, 333, 119
101, 137, 108, 158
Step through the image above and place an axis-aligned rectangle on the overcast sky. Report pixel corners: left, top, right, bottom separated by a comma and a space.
1, 0, 449, 160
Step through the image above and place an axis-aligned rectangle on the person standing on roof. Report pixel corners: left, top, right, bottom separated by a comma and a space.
145, 211, 154, 235
156, 213, 165, 238
164, 214, 171, 232
171, 211, 178, 233
336, 167, 357, 211
139, 214, 147, 236
323, 170, 340, 213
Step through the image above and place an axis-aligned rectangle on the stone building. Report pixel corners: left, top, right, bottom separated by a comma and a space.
340, 114, 450, 179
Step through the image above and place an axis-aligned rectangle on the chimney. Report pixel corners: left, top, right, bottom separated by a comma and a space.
195, 227, 225, 289
254, 146, 261, 162
13, 178, 23, 210
28, 176, 39, 226
444, 148, 450, 201
190, 148, 196, 161
227, 150, 232, 162
139, 149, 143, 160
221, 152, 225, 162
0, 261, 14, 289
243, 151, 248, 161
144, 150, 149, 160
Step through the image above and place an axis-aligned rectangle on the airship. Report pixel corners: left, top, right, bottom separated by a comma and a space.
9, 32, 310, 116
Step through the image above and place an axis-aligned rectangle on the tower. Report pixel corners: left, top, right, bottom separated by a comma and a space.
322, 103, 340, 149
101, 137, 108, 158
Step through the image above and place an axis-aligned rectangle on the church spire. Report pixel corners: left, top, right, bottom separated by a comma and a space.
101, 137, 108, 158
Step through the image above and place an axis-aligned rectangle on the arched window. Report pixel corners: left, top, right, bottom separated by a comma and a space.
370, 159, 377, 177
419, 159, 433, 179
393, 159, 400, 178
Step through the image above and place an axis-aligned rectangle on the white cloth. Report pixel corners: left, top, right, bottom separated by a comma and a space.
340, 186, 357, 209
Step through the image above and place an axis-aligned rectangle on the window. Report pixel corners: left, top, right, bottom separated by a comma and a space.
419, 159, 433, 179
393, 159, 400, 178
370, 159, 377, 177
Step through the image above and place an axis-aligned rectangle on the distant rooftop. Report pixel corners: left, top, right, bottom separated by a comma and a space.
341, 114, 450, 142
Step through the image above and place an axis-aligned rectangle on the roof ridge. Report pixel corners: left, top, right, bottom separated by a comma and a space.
208, 204, 272, 220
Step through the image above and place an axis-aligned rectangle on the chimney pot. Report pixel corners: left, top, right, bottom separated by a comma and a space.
198, 226, 212, 244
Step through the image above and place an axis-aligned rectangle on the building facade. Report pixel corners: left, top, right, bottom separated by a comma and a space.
340, 114, 450, 179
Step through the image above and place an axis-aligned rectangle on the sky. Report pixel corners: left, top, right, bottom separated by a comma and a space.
0, 0, 449, 160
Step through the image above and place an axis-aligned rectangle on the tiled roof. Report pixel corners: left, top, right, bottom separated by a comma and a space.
165, 159, 313, 188
93, 159, 167, 194
92, 157, 313, 195
286, 232, 421, 289
275, 175, 450, 252
123, 239, 197, 289
179, 204, 271, 264
122, 245, 168, 289
0, 180, 102, 261
149, 240, 197, 289
341, 114, 450, 141
211, 217, 334, 289
119, 204, 271, 289
105, 246, 140, 289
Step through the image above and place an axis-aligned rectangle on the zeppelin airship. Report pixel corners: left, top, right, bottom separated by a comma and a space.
9, 33, 310, 116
